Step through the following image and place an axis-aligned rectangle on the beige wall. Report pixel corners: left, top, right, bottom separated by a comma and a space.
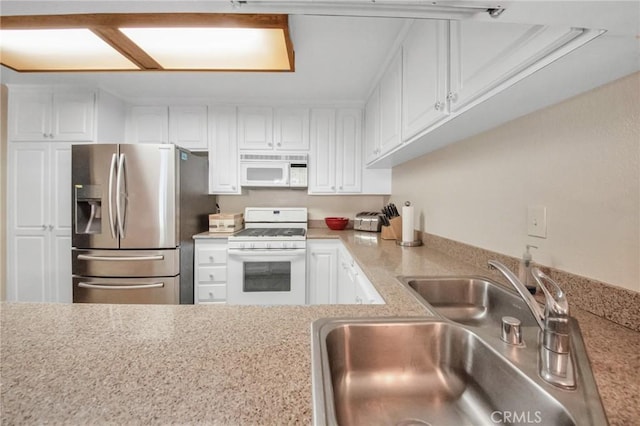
218, 190, 388, 221
392, 72, 640, 293
1, 85, 7, 300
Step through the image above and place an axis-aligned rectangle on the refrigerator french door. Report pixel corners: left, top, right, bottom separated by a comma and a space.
71, 144, 212, 304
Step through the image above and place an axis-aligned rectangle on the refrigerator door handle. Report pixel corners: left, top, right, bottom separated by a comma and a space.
78, 282, 165, 290
77, 254, 165, 262
108, 153, 117, 239
116, 153, 126, 239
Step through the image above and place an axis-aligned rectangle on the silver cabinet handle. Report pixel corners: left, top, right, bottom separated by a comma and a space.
42, 224, 47, 230
116, 153, 126, 238
108, 153, 117, 238
277, 143, 282, 147
78, 282, 164, 290
434, 101, 443, 111
77, 254, 164, 261
446, 92, 458, 103
48, 225, 53, 231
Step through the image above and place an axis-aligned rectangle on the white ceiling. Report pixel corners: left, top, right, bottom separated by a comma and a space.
1, 1, 639, 103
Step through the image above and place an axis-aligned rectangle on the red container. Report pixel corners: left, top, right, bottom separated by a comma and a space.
325, 217, 349, 230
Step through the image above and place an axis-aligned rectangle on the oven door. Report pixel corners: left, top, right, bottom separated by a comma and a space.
227, 248, 306, 305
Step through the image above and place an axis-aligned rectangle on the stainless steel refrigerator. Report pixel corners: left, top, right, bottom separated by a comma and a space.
71, 144, 214, 304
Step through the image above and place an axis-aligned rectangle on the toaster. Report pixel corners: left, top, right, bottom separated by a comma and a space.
354, 211, 382, 232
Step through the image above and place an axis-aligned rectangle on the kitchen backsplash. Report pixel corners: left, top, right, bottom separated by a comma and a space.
217, 189, 389, 220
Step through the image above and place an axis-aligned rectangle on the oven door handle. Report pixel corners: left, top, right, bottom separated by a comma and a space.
227, 248, 306, 256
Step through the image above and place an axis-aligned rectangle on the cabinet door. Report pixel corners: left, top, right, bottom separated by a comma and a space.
7, 143, 50, 302
8, 89, 52, 141
402, 20, 449, 141
209, 106, 240, 194
53, 90, 95, 141
449, 21, 583, 112
238, 107, 273, 150
169, 105, 208, 151
378, 50, 403, 156
307, 243, 338, 304
274, 107, 310, 150
49, 144, 73, 302
337, 249, 356, 304
308, 109, 336, 194
128, 106, 169, 144
336, 109, 362, 193
364, 88, 380, 164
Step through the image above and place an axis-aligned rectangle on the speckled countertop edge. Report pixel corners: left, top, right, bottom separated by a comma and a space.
1, 230, 638, 425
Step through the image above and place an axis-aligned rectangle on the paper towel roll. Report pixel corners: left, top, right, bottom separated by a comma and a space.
402, 203, 414, 243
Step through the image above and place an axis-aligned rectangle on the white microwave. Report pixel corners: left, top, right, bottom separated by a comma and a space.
240, 153, 308, 188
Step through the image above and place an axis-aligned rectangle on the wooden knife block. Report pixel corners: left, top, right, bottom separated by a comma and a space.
381, 216, 402, 240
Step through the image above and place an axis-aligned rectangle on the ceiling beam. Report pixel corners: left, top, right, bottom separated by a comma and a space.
0, 13, 289, 29
90, 27, 162, 70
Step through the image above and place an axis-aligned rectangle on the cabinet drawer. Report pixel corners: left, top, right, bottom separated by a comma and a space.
197, 284, 226, 303
197, 247, 227, 265
197, 266, 227, 284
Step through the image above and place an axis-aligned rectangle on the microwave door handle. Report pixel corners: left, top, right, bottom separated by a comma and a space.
116, 153, 126, 238
108, 153, 117, 239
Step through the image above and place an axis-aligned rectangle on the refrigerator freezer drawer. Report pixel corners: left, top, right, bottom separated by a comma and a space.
72, 248, 180, 277
73, 276, 180, 304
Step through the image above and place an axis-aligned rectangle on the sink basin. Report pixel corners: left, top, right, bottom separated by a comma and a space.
399, 276, 538, 328
312, 318, 575, 426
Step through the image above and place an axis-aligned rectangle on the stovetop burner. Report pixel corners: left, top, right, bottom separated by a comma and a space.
233, 227, 306, 238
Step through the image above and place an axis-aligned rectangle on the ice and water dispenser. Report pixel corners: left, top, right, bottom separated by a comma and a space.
74, 184, 102, 234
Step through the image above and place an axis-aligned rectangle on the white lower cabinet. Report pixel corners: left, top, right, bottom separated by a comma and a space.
7, 142, 72, 303
307, 239, 384, 305
307, 240, 339, 304
194, 239, 228, 304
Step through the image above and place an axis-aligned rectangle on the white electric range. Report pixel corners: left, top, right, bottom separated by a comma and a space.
227, 207, 307, 305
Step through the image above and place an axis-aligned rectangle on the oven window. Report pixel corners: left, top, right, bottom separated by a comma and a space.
243, 261, 291, 292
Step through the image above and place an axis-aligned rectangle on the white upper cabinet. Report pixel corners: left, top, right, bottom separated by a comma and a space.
274, 107, 310, 150
309, 108, 363, 194
237, 106, 274, 150
364, 87, 380, 164
9, 87, 95, 142
335, 109, 362, 193
449, 21, 584, 113
209, 106, 240, 194
238, 106, 309, 151
169, 105, 208, 151
366, 19, 589, 167
309, 108, 336, 193
127, 105, 208, 150
378, 50, 403, 157
127, 106, 169, 144
402, 19, 449, 141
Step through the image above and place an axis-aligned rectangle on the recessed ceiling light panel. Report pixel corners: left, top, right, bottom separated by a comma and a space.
0, 28, 139, 71
120, 27, 292, 70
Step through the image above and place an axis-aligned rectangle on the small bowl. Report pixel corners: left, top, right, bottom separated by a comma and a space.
325, 217, 349, 230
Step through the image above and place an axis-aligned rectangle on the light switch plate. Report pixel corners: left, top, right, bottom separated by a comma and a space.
527, 206, 547, 238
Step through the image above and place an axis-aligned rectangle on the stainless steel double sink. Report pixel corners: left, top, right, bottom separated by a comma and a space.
311, 276, 608, 426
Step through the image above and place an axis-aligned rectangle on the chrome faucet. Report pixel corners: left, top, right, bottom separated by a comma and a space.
488, 260, 576, 390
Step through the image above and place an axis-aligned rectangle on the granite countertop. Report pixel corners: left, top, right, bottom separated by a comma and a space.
2, 230, 638, 425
